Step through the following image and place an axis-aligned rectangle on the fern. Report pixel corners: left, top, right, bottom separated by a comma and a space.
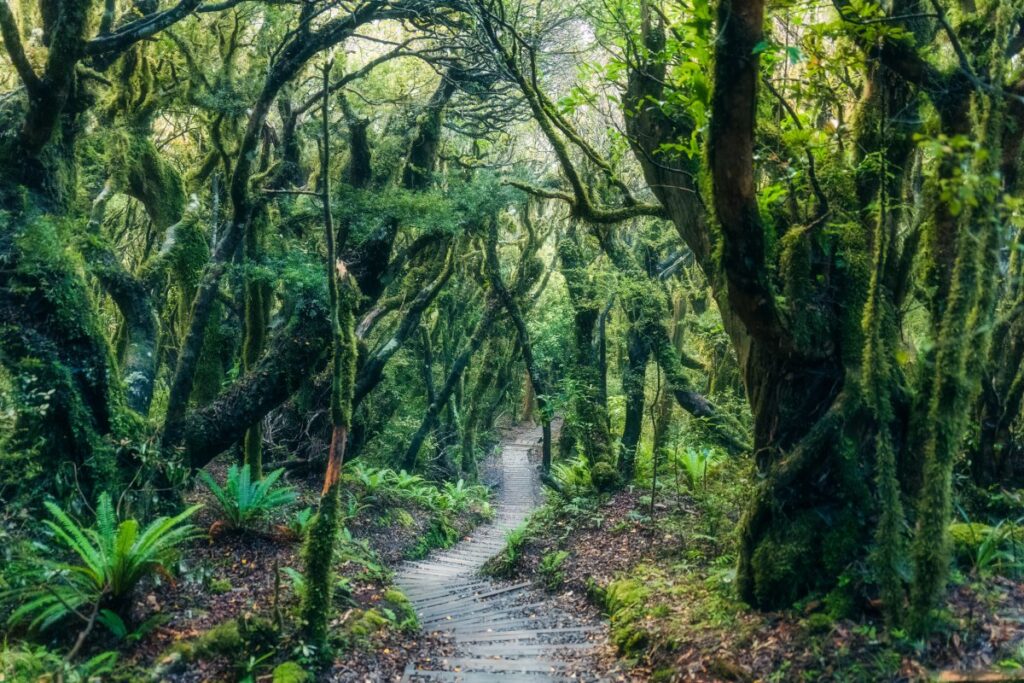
672, 447, 723, 490
198, 464, 297, 530
551, 456, 593, 497
3, 494, 200, 632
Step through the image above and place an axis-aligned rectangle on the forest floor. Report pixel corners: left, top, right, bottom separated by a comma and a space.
498, 472, 1024, 683
107, 440, 501, 681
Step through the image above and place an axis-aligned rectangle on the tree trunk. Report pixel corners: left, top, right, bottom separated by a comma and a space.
618, 324, 649, 481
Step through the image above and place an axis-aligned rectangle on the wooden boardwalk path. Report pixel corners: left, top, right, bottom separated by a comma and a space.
396, 424, 606, 682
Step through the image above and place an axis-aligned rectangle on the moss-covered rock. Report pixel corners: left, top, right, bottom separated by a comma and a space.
272, 661, 310, 682
591, 461, 621, 493
344, 608, 390, 638
382, 587, 419, 631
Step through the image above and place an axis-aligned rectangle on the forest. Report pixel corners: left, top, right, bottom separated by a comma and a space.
2, 0, 1024, 679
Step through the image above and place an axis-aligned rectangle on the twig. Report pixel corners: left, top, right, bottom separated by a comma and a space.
65, 597, 102, 663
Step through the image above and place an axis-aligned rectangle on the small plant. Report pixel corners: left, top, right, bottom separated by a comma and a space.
209, 577, 234, 594
672, 447, 723, 491
336, 528, 390, 581
1, 643, 118, 682
538, 550, 570, 590
551, 456, 593, 497
198, 464, 297, 531
349, 463, 393, 507
950, 518, 1021, 577
285, 507, 315, 539
96, 610, 167, 643
3, 493, 200, 631
438, 479, 489, 512
485, 524, 530, 578
407, 516, 459, 559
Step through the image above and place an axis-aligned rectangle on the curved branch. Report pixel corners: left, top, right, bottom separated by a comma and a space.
0, 0, 41, 94
86, 0, 204, 56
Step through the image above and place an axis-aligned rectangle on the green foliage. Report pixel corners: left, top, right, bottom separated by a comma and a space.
948, 520, 1024, 577
286, 507, 315, 539
551, 456, 594, 497
590, 461, 621, 493
437, 479, 490, 513
484, 524, 530, 579
96, 609, 166, 643
538, 550, 570, 590
0, 643, 118, 682
348, 464, 490, 513
408, 516, 459, 560
2, 494, 200, 631
336, 173, 516, 243
198, 465, 297, 531
671, 447, 723, 491
335, 527, 390, 582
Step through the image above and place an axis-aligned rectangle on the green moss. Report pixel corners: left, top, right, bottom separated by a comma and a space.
300, 484, 342, 651
209, 577, 233, 594
345, 608, 390, 638
125, 139, 184, 229
0, 214, 127, 500
382, 587, 419, 630
778, 226, 826, 349
604, 578, 653, 657
171, 619, 242, 660
271, 662, 309, 682
162, 614, 278, 673
747, 506, 863, 610
590, 461, 621, 493
802, 612, 835, 634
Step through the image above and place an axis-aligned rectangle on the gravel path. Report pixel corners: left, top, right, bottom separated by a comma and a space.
395, 424, 607, 682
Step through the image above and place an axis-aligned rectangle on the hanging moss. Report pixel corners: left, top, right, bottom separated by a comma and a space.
910, 146, 1002, 634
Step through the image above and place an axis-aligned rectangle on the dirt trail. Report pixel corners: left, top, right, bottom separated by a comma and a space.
395, 423, 608, 682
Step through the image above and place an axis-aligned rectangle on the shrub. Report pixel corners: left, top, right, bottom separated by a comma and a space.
3, 493, 200, 631
198, 464, 297, 531
949, 520, 1022, 577
484, 524, 530, 578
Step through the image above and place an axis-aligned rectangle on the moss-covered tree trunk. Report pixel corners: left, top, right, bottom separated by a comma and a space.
557, 227, 613, 465
242, 206, 271, 479
618, 323, 649, 481
302, 63, 359, 653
